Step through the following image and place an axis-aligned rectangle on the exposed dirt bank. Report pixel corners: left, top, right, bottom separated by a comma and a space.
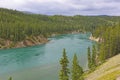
89, 34, 102, 42
0, 30, 84, 49
0, 35, 48, 49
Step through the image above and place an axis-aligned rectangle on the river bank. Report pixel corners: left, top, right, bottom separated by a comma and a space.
0, 35, 48, 49
0, 30, 83, 49
89, 34, 102, 42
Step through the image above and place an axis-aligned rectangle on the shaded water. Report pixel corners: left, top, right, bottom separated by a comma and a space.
0, 33, 94, 80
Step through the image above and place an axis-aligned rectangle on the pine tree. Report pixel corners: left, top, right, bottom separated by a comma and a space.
99, 42, 106, 62
87, 47, 92, 69
59, 48, 70, 80
72, 54, 83, 80
9, 77, 12, 80
91, 45, 97, 67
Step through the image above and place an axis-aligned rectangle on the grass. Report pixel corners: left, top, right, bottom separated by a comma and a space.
97, 70, 120, 80
85, 54, 120, 80
105, 64, 120, 72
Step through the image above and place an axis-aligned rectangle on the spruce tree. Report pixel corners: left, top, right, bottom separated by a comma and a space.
92, 45, 97, 67
99, 44, 106, 62
59, 48, 70, 80
87, 47, 92, 69
9, 77, 12, 80
72, 54, 83, 80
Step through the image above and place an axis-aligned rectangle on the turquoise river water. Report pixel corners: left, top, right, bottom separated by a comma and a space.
0, 33, 94, 80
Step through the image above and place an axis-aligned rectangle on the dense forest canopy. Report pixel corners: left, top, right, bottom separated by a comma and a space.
0, 8, 117, 42
0, 8, 120, 53
93, 25, 120, 62
91, 14, 120, 57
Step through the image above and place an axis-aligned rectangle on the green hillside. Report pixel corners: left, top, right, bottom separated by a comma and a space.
0, 8, 120, 49
85, 54, 120, 80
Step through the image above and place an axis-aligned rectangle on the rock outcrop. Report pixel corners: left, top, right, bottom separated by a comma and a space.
89, 34, 102, 42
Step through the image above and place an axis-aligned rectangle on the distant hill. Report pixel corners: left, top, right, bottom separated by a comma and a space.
98, 15, 110, 16
22, 11, 35, 14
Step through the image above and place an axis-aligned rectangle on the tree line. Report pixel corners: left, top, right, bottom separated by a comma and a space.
92, 25, 120, 63
0, 8, 115, 43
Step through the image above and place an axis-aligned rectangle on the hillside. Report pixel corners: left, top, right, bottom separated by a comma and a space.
85, 54, 120, 80
0, 8, 119, 49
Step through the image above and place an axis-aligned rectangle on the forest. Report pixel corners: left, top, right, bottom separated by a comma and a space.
0, 8, 120, 80
93, 25, 120, 62
59, 26, 120, 80
0, 8, 116, 42
1, 8, 120, 57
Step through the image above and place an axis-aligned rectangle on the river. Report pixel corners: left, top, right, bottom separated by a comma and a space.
0, 33, 94, 80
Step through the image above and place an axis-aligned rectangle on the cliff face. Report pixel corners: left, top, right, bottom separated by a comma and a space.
89, 34, 102, 42
0, 36, 48, 49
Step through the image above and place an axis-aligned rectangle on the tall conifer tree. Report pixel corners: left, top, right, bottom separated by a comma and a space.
87, 47, 92, 69
72, 54, 83, 80
92, 45, 97, 67
9, 77, 12, 80
59, 48, 69, 80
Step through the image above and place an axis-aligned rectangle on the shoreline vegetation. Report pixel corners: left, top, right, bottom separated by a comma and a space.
0, 8, 115, 49
0, 31, 98, 50
0, 30, 81, 49
1, 8, 120, 80
86, 25, 120, 80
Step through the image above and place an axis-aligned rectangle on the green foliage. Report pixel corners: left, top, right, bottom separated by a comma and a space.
72, 54, 83, 80
97, 26, 120, 62
8, 77, 12, 80
93, 23, 120, 63
91, 45, 97, 67
0, 8, 115, 43
59, 50, 84, 80
87, 47, 92, 69
87, 45, 98, 70
78, 76, 84, 80
97, 70, 120, 80
59, 48, 70, 80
